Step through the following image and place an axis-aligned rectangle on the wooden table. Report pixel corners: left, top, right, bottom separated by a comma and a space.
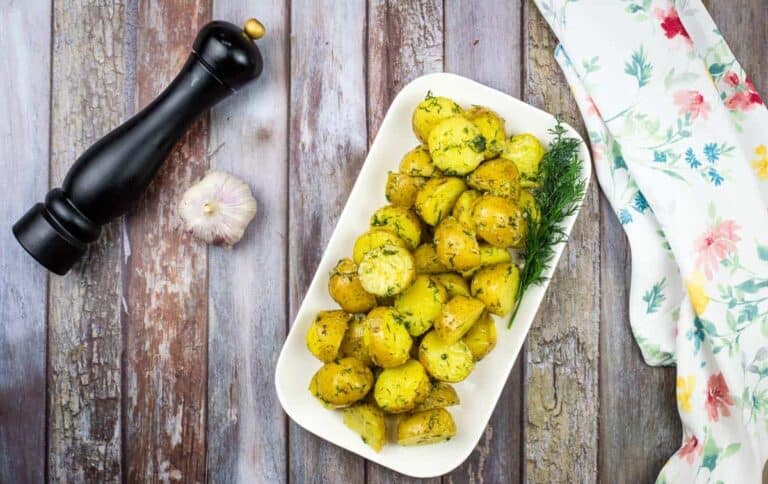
1, 1, 764, 482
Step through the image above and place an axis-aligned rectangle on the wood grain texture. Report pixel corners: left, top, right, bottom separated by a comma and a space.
0, 2, 51, 482
123, 1, 210, 482
444, 1, 525, 482
522, 4, 600, 482
206, 1, 289, 482
366, 2, 442, 482
47, 2, 129, 481
288, 1, 367, 483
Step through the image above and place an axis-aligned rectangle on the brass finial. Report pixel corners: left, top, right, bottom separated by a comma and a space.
244, 18, 265, 40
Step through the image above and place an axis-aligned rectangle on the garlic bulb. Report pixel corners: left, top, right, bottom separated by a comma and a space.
179, 170, 258, 246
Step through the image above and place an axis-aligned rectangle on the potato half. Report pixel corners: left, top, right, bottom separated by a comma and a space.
463, 311, 497, 360
370, 205, 422, 250
329, 259, 377, 313
414, 382, 460, 411
397, 408, 457, 446
431, 273, 470, 298
413, 243, 449, 274
394, 275, 448, 336
373, 359, 431, 413
434, 216, 481, 271
399, 145, 441, 177
415, 177, 467, 226
340, 315, 373, 366
386, 172, 426, 208
501, 133, 545, 187
342, 404, 387, 451
309, 357, 373, 408
470, 262, 520, 316
358, 244, 416, 297
466, 158, 521, 200
306, 310, 350, 362
463, 106, 506, 159
418, 330, 475, 382
412, 94, 462, 143
451, 189, 481, 229
364, 307, 413, 368
433, 295, 486, 344
471, 195, 526, 248
427, 116, 486, 175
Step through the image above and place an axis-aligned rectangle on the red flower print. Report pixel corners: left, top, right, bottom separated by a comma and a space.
705, 373, 734, 422
674, 90, 711, 120
655, 7, 691, 41
723, 71, 740, 88
694, 220, 741, 279
678, 435, 703, 464
724, 74, 764, 111
591, 143, 605, 162
586, 96, 601, 117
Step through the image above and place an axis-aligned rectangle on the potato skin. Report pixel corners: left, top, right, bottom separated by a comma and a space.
412, 95, 462, 143
373, 359, 431, 413
501, 133, 545, 187
357, 244, 416, 297
394, 275, 448, 336
414, 177, 467, 226
414, 382, 460, 411
413, 243, 449, 274
471, 195, 526, 248
466, 158, 521, 200
309, 357, 374, 407
433, 295, 486, 344
399, 145, 441, 177
434, 216, 481, 271
329, 259, 377, 313
364, 307, 413, 368
353, 229, 407, 264
451, 189, 480, 229
470, 262, 520, 316
370, 205, 422, 250
306, 310, 350, 362
460, 244, 513, 278
342, 404, 387, 451
463, 106, 506, 159
518, 189, 540, 223
396, 408, 457, 446
431, 273, 470, 298
463, 311, 497, 360
340, 315, 373, 366
427, 116, 486, 175
386, 172, 426, 208
418, 330, 475, 382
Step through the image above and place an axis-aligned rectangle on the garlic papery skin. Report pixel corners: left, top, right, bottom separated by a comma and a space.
179, 170, 258, 246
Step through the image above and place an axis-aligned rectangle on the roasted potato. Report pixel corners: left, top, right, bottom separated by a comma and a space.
397, 408, 457, 446
433, 295, 486, 344
399, 145, 441, 177
451, 189, 480, 228
462, 311, 497, 360
413, 243, 449, 274
394, 275, 448, 336
340, 315, 373, 366
370, 205, 422, 250
466, 158, 521, 200
434, 216, 481, 271
459, 244, 513, 278
414, 382, 460, 411
309, 357, 373, 407
306, 310, 350, 362
353, 229, 408, 264
418, 330, 475, 382
329, 259, 377, 313
373, 359, 431, 413
342, 404, 387, 451
471, 195, 526, 248
414, 177, 467, 226
412, 94, 462, 143
470, 262, 520, 316
364, 307, 413, 368
501, 133, 545, 187
427, 116, 486, 175
358, 244, 416, 297
463, 106, 506, 159
386, 172, 426, 207
431, 273, 470, 298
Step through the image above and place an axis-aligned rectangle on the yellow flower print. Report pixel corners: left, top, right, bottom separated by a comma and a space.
752, 144, 768, 180
676, 375, 696, 413
685, 271, 710, 316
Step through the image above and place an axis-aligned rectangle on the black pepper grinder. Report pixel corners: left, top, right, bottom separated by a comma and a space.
13, 18, 266, 275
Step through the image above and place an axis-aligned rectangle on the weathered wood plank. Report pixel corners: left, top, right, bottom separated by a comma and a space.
443, 1, 525, 482
206, 2, 288, 483
366, 2, 442, 482
47, 1, 130, 481
123, 1, 210, 482
522, 4, 600, 482
0, 2, 51, 482
288, 1, 367, 483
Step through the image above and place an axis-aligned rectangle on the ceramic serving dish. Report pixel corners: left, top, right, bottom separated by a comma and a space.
275, 72, 591, 478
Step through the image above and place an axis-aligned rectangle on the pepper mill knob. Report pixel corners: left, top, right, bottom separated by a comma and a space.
13, 19, 265, 275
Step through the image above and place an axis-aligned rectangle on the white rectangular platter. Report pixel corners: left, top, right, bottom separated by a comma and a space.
275, 72, 592, 478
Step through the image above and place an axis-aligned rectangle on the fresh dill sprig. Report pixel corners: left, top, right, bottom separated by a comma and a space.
508, 118, 586, 328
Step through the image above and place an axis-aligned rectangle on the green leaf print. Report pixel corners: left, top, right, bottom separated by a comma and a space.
700, 434, 720, 472
624, 46, 652, 87
643, 278, 667, 314
757, 244, 768, 262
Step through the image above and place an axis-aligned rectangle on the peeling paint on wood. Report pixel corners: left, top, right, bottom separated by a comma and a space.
123, 1, 211, 482
206, 0, 289, 482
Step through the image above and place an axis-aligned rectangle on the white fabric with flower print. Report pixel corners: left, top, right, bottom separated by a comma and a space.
533, 0, 768, 481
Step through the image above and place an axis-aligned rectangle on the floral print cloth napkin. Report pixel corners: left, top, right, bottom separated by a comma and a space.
533, 0, 768, 481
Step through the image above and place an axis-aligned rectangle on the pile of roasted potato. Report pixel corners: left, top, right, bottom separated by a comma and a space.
305, 92, 545, 451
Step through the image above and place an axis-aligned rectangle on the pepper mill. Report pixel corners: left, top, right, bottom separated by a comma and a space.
13, 19, 265, 275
